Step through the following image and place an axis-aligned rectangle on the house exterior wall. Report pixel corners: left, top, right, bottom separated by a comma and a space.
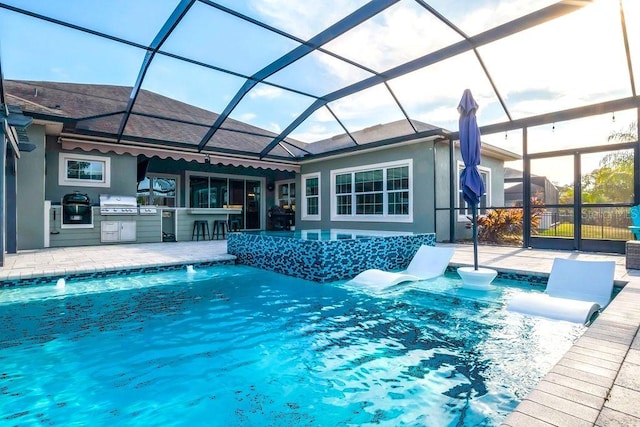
16, 125, 46, 250
298, 141, 436, 233
147, 157, 294, 211
434, 141, 506, 242
45, 136, 138, 204
42, 153, 297, 247
17, 129, 507, 249
144, 158, 292, 211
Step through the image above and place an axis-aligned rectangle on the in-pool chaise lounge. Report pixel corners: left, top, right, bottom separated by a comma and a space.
507, 258, 616, 324
348, 245, 455, 292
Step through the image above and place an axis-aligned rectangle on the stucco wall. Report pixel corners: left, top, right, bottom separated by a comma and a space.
298, 141, 436, 233
147, 157, 294, 209
45, 137, 138, 204
296, 138, 507, 241
434, 141, 506, 242
16, 125, 46, 250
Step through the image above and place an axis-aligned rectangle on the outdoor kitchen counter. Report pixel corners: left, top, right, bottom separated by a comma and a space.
186, 207, 242, 215
46, 206, 246, 248
48, 206, 160, 247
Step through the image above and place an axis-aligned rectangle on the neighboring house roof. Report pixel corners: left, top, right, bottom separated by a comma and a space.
5, 79, 520, 164
504, 167, 524, 180
504, 167, 553, 181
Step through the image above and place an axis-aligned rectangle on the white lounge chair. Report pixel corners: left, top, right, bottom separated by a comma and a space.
348, 245, 455, 292
507, 258, 615, 324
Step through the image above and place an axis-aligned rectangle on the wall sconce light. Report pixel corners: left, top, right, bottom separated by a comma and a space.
204, 154, 210, 164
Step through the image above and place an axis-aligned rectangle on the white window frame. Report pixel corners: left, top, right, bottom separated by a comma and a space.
301, 172, 321, 221
275, 179, 296, 211
59, 152, 111, 187
137, 173, 180, 207
330, 159, 413, 223
457, 160, 491, 222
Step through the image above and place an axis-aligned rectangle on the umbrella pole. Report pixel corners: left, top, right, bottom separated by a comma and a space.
472, 204, 479, 270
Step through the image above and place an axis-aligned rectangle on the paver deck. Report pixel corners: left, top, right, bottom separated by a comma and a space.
1, 241, 638, 426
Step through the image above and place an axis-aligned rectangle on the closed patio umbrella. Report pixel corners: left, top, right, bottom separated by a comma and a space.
458, 89, 484, 270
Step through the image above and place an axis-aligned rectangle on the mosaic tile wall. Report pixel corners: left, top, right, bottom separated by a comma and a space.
227, 232, 437, 282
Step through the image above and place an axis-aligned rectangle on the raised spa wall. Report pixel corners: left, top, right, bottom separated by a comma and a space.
227, 232, 437, 282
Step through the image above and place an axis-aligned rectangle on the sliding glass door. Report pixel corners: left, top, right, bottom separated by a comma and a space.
187, 173, 264, 230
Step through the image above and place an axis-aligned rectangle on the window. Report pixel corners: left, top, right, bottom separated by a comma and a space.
275, 180, 296, 211
136, 174, 178, 206
59, 153, 111, 187
301, 173, 320, 220
331, 160, 412, 222
457, 161, 491, 221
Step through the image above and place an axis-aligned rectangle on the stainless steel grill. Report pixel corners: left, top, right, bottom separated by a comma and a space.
99, 194, 138, 215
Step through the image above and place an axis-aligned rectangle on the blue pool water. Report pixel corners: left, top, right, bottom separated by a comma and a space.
244, 228, 414, 241
0, 266, 584, 426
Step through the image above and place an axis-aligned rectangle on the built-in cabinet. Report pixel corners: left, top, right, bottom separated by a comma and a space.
101, 221, 137, 243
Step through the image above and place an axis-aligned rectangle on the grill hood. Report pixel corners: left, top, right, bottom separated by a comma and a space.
99, 194, 138, 215
99, 194, 137, 207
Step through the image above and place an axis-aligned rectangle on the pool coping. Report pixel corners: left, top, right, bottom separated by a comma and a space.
494, 273, 640, 426
0, 257, 236, 288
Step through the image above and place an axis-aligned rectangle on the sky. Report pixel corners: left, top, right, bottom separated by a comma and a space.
0, 0, 638, 186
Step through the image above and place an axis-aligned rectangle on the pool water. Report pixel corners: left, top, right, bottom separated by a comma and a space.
245, 228, 414, 241
0, 266, 584, 426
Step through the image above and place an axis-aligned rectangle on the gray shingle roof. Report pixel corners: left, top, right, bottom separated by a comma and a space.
4, 80, 308, 159
6, 80, 515, 161
305, 119, 443, 154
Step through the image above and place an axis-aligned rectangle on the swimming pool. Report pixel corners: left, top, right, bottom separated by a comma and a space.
0, 265, 584, 426
244, 229, 416, 241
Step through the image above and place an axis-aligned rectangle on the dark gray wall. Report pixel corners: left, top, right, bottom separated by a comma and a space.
298, 140, 436, 233
17, 125, 46, 250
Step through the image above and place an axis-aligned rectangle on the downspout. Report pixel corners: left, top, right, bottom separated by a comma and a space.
0, 120, 5, 266
6, 145, 16, 253
449, 136, 456, 243
433, 140, 437, 237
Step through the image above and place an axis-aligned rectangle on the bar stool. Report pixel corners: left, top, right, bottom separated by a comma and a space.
192, 220, 210, 241
212, 220, 227, 239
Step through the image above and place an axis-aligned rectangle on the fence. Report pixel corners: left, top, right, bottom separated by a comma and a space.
533, 206, 635, 240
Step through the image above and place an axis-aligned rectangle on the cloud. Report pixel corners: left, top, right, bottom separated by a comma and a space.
269, 122, 282, 133
249, 85, 283, 99
240, 0, 631, 149
322, 1, 461, 73
238, 113, 257, 122
250, 0, 369, 40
